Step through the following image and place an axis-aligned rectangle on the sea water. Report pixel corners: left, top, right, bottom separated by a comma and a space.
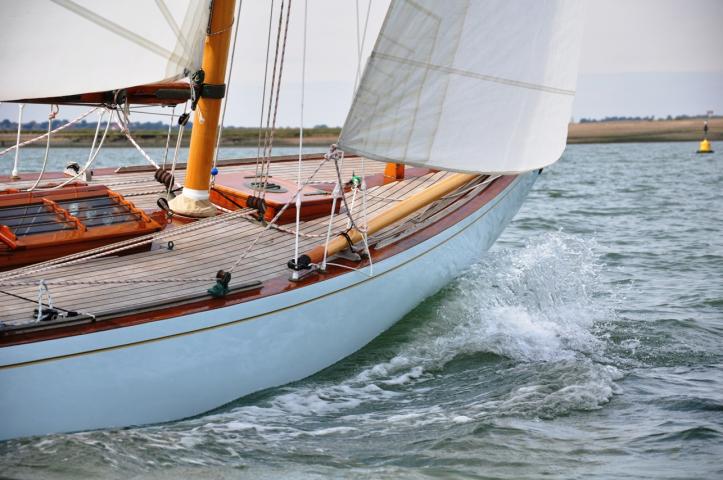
0, 143, 721, 479
0, 146, 323, 176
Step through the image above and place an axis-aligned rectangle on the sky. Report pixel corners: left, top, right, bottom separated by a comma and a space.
2, 0, 722, 125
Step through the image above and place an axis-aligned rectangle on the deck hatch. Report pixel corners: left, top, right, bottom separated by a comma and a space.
0, 184, 165, 269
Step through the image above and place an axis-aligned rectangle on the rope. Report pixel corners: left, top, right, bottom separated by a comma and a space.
36, 280, 53, 322
122, 189, 167, 197
440, 175, 499, 199
228, 153, 330, 273
31, 109, 112, 191
1, 170, 474, 289
366, 176, 493, 247
0, 286, 95, 321
332, 154, 363, 233
0, 207, 256, 282
1, 156, 329, 285
161, 105, 176, 169
103, 178, 167, 187
1, 150, 332, 283
26, 104, 59, 191
216, 203, 325, 238
114, 112, 160, 170
10, 104, 24, 177
86, 108, 105, 167
1, 277, 214, 287
0, 106, 100, 155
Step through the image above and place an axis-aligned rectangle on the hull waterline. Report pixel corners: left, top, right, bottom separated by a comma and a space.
0, 171, 539, 441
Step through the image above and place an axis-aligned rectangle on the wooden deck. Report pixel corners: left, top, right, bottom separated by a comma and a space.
0, 156, 478, 327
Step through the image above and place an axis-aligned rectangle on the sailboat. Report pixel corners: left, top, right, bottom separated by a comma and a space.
0, 0, 584, 440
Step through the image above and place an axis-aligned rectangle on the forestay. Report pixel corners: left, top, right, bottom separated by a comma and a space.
338, 0, 585, 174
0, 0, 210, 101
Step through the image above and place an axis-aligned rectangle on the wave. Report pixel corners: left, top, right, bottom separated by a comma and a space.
162, 232, 621, 433
0, 232, 624, 472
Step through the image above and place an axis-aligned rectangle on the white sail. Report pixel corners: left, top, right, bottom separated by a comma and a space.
0, 0, 211, 101
338, 0, 585, 174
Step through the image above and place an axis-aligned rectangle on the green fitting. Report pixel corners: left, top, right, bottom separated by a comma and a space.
207, 280, 229, 298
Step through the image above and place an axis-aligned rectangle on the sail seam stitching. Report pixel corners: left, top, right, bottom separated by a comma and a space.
373, 52, 575, 96
51, 0, 182, 65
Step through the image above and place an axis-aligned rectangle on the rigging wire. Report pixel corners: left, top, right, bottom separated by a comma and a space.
114, 110, 161, 170
321, 0, 372, 270
320, 174, 341, 270
320, 1, 373, 272
257, 0, 287, 195
254, 0, 277, 192
167, 102, 189, 197
124, 109, 178, 117
351, 0, 372, 99
228, 153, 330, 274
355, 0, 374, 274
292, 0, 308, 280
320, 148, 344, 270
258, 0, 293, 199
0, 107, 100, 157
212, 0, 245, 169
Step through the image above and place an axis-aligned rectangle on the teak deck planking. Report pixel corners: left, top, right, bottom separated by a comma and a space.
0, 157, 467, 326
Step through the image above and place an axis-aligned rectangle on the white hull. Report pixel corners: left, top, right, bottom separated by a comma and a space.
0, 171, 538, 441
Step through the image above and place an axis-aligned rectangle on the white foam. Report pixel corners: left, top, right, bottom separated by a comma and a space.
24, 233, 622, 457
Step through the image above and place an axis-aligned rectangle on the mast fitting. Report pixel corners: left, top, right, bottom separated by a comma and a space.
190, 69, 226, 111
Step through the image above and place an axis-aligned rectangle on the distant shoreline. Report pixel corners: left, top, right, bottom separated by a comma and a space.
1, 118, 720, 148
567, 118, 721, 144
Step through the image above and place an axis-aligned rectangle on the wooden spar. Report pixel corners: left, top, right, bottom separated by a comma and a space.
14, 82, 192, 107
383, 163, 405, 184
301, 172, 478, 265
168, 0, 237, 217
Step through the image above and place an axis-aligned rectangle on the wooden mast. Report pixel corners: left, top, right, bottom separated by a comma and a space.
169, 0, 237, 217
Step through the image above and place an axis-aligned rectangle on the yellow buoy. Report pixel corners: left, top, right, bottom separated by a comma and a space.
697, 138, 714, 154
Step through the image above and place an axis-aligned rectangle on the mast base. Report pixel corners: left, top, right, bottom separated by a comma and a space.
168, 193, 217, 218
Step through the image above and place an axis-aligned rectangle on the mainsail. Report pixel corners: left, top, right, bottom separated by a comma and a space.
0, 0, 211, 102
338, 0, 585, 174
